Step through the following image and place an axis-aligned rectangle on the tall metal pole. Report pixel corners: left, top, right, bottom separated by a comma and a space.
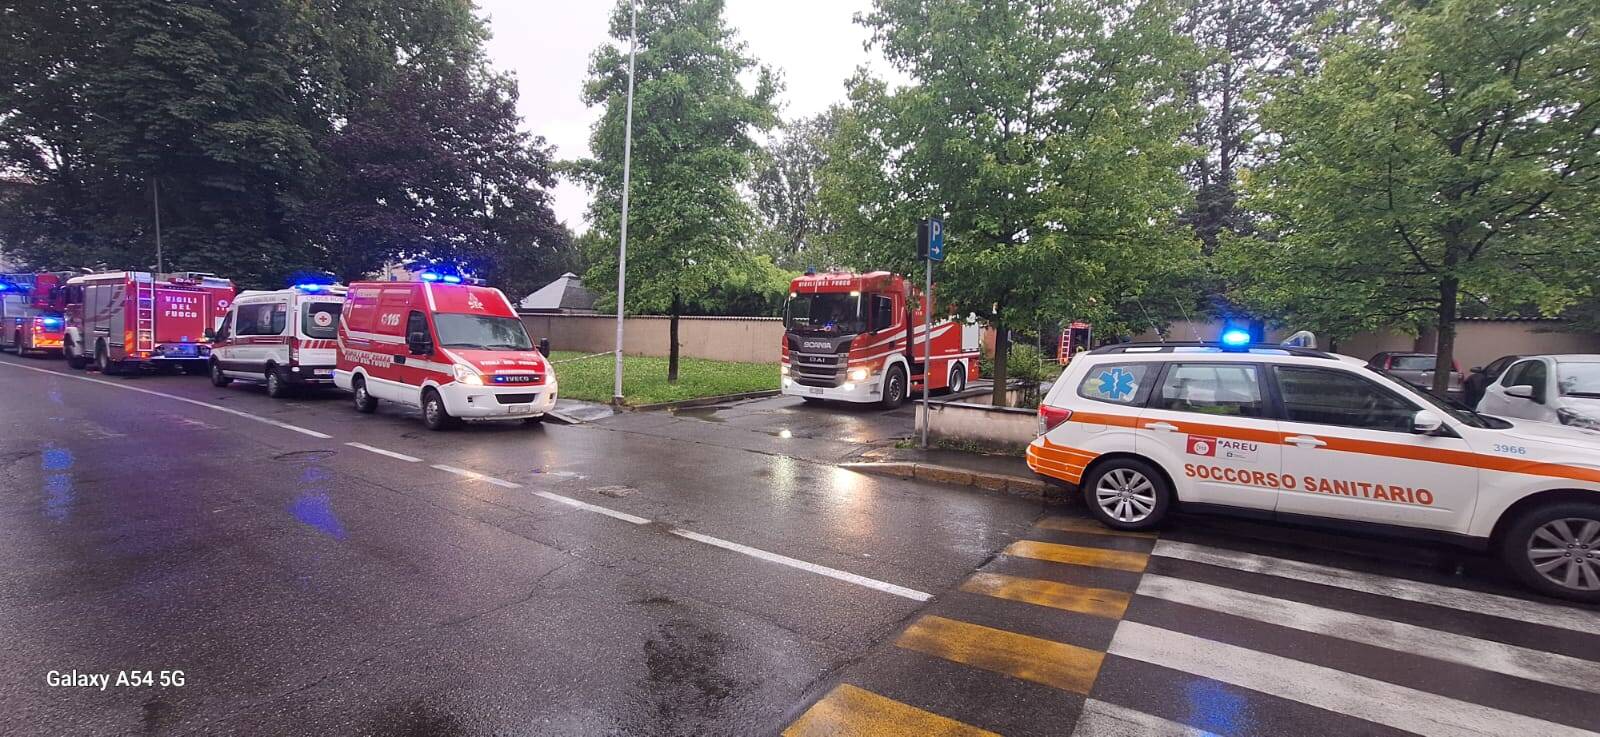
612, 0, 638, 405
921, 257, 931, 448
152, 179, 163, 274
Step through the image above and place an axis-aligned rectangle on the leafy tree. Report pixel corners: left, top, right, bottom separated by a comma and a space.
578, 0, 778, 382
821, 0, 1202, 404
1224, 0, 1600, 393
752, 110, 839, 269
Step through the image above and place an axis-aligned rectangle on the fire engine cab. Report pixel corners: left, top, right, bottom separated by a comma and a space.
334, 276, 558, 430
781, 269, 980, 408
210, 284, 346, 398
62, 271, 235, 374
0, 272, 69, 356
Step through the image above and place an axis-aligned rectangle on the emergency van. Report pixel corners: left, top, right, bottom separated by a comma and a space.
781, 269, 980, 407
61, 271, 235, 374
0, 272, 68, 356
333, 277, 557, 430
1028, 341, 1600, 602
209, 284, 346, 398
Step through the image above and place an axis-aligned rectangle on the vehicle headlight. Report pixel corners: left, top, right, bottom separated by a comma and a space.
780, 365, 789, 376
453, 364, 484, 386
1557, 408, 1600, 431
848, 367, 869, 382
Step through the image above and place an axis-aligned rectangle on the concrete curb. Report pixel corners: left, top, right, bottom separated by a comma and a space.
628, 389, 782, 412
838, 461, 1056, 498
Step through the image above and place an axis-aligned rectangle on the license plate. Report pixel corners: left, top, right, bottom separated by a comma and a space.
165, 345, 195, 357
314, 369, 332, 377
809, 387, 823, 395
507, 404, 533, 414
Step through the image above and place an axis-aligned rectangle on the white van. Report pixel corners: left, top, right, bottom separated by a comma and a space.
209, 284, 346, 398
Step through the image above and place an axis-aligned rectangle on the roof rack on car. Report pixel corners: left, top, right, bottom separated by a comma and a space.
1087, 341, 1339, 360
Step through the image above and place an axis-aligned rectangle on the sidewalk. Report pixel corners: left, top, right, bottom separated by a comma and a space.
846, 445, 1065, 498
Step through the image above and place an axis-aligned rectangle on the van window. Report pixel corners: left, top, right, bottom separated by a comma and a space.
236, 303, 288, 336
342, 288, 380, 332
1152, 363, 1266, 417
301, 302, 341, 339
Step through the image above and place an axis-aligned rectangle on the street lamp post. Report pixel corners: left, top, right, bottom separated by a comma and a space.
612, 0, 638, 405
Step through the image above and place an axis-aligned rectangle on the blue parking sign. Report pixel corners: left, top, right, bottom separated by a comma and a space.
927, 218, 944, 261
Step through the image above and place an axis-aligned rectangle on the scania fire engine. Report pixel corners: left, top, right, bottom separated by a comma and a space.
781, 269, 980, 407
0, 272, 69, 356
62, 271, 235, 374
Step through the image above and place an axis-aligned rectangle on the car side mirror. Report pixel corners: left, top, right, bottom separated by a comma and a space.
1505, 385, 1535, 400
406, 331, 433, 355
1411, 410, 1444, 435
204, 328, 216, 340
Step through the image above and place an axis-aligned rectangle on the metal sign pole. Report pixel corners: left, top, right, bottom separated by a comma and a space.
612, 0, 638, 406
921, 256, 931, 449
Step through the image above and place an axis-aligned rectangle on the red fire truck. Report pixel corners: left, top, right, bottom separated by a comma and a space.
62, 271, 235, 374
781, 269, 980, 408
0, 272, 69, 356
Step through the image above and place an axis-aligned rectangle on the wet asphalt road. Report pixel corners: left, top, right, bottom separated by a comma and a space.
0, 354, 1044, 736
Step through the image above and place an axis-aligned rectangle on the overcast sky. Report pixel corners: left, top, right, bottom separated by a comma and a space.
475, 0, 894, 232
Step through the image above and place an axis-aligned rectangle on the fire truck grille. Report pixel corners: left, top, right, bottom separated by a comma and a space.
792, 351, 845, 388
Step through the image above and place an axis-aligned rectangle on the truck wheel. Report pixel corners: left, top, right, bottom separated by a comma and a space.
948, 364, 967, 394
265, 366, 290, 398
1500, 501, 1600, 603
12, 331, 25, 356
65, 338, 88, 370
210, 360, 233, 387
351, 376, 378, 413
422, 389, 456, 431
96, 343, 120, 375
1082, 457, 1172, 532
880, 365, 907, 409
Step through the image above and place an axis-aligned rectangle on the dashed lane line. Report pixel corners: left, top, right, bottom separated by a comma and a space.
431, 464, 522, 488
783, 684, 1000, 737
671, 528, 933, 602
1152, 539, 1600, 635
532, 490, 651, 525
1108, 620, 1599, 737
344, 442, 422, 462
0, 360, 332, 439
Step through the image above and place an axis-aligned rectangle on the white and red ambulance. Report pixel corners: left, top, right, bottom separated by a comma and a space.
780, 269, 980, 408
61, 271, 235, 374
333, 276, 557, 430
209, 284, 346, 398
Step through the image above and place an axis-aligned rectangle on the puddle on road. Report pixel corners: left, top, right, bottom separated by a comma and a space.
41, 443, 74, 522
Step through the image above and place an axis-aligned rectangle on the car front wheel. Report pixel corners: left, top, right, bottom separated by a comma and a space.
352, 377, 378, 413
1501, 501, 1600, 603
1083, 458, 1172, 531
422, 389, 456, 431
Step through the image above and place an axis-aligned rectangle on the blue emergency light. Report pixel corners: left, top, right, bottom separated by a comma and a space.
1221, 329, 1251, 348
40, 317, 63, 328
296, 283, 323, 292
420, 272, 441, 282
442, 275, 462, 284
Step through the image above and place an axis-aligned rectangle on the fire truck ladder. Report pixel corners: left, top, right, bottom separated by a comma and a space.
134, 275, 156, 353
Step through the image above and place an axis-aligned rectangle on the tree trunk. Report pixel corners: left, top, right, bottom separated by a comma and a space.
991, 324, 1010, 407
1432, 277, 1458, 397
668, 291, 681, 384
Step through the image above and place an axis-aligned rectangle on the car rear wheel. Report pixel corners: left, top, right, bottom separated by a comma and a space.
422, 389, 456, 431
1083, 458, 1171, 531
210, 360, 232, 387
265, 366, 290, 398
351, 377, 377, 413
1501, 502, 1600, 603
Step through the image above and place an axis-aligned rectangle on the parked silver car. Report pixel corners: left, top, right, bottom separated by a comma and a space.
1367, 352, 1463, 395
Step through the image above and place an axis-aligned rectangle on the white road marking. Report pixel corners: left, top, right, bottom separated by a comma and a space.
1106, 621, 1599, 737
1071, 699, 1220, 737
531, 490, 651, 525
1152, 539, 1600, 635
344, 442, 421, 463
670, 528, 933, 601
431, 464, 521, 488
1138, 573, 1600, 695
0, 360, 331, 439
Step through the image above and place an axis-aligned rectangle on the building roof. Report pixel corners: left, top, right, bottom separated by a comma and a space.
519, 272, 597, 312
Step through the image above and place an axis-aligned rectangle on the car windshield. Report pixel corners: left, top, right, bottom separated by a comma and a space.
1558, 361, 1600, 398
301, 302, 341, 339
1374, 368, 1508, 429
785, 293, 864, 335
433, 314, 532, 351
1390, 355, 1436, 371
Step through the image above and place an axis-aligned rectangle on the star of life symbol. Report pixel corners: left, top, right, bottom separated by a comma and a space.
467, 293, 484, 310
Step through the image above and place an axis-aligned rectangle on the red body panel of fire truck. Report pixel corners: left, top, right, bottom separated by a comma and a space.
62, 271, 235, 373
780, 270, 980, 407
0, 272, 69, 356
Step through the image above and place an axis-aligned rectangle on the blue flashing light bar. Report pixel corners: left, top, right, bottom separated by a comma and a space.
1220, 329, 1252, 348
442, 274, 462, 284
39, 317, 63, 328
296, 283, 323, 292
420, 272, 441, 282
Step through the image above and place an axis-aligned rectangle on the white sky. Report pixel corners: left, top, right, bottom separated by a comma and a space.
475, 0, 894, 232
